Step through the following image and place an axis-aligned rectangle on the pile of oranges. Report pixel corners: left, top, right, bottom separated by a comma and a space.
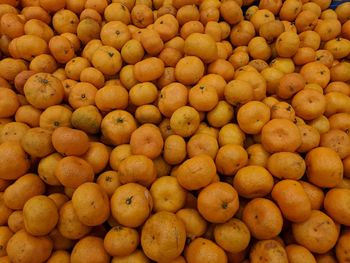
0, 0, 350, 261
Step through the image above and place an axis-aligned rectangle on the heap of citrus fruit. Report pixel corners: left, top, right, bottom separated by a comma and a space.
0, 0, 350, 261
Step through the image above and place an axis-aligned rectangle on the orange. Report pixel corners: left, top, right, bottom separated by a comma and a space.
305, 147, 343, 188
170, 106, 200, 137
150, 176, 186, 213
326, 82, 350, 96
285, 244, 316, 263
233, 165, 274, 199
208, 59, 235, 81
141, 211, 186, 262
104, 226, 139, 257
64, 57, 90, 81
91, 45, 123, 76
187, 133, 219, 159
23, 195, 58, 236
197, 182, 239, 223
198, 74, 227, 99
76, 19, 101, 45
300, 61, 331, 89
0, 122, 30, 144
46, 250, 71, 263
3, 173, 45, 210
175, 56, 205, 85
297, 124, 321, 153
95, 85, 129, 112
184, 33, 218, 63
57, 201, 92, 240
71, 182, 110, 226
110, 249, 150, 262
140, 28, 164, 56
52, 127, 90, 156
14, 70, 36, 95
121, 39, 144, 64
55, 156, 94, 188
153, 14, 179, 41
237, 101, 270, 134
111, 183, 153, 228
214, 218, 250, 253
261, 119, 302, 153
299, 181, 325, 210
0, 226, 13, 258
270, 101, 295, 121
24, 73, 64, 109
177, 154, 216, 191
101, 21, 131, 51
250, 240, 288, 262
277, 73, 305, 99
267, 152, 306, 180
131, 4, 153, 28
49, 36, 75, 64
80, 67, 105, 89
224, 79, 253, 106
235, 70, 267, 101
275, 31, 300, 58
48, 193, 69, 210
133, 57, 165, 82
21, 127, 55, 158
0, 88, 20, 118
0, 192, 13, 226
96, 171, 120, 197
218, 123, 245, 147
130, 124, 163, 159
195, 122, 219, 139
185, 238, 227, 263
292, 210, 339, 254
246, 143, 270, 168
176, 4, 200, 25
324, 188, 350, 226
271, 179, 312, 223
15, 105, 42, 128
82, 142, 109, 174
0, 142, 30, 180
109, 144, 132, 171
320, 129, 350, 159
207, 100, 234, 128
248, 37, 272, 61
101, 110, 137, 146
37, 153, 62, 186
70, 236, 110, 263
158, 47, 182, 67
176, 208, 208, 239
242, 198, 283, 240
118, 154, 157, 187
68, 82, 98, 109
6, 229, 53, 263
215, 144, 248, 176
39, 105, 73, 130
336, 232, 350, 263
129, 82, 158, 106
189, 83, 219, 112
292, 89, 326, 121
71, 105, 102, 135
